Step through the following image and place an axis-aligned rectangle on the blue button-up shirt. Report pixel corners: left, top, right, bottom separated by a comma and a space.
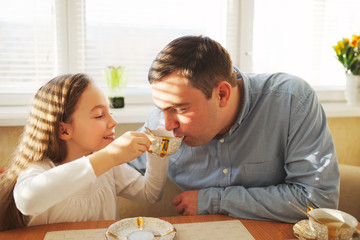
132, 70, 339, 223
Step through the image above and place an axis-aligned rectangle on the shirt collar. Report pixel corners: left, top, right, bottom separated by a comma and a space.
229, 67, 251, 134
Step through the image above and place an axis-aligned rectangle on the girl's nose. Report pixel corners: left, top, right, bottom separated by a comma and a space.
108, 114, 117, 128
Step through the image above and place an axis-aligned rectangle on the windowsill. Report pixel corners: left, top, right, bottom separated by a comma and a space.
321, 102, 360, 118
0, 102, 359, 127
0, 104, 155, 127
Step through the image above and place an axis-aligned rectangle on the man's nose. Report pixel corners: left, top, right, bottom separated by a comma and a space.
164, 112, 179, 131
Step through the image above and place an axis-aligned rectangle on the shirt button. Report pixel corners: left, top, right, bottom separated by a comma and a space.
219, 138, 225, 143
223, 168, 228, 175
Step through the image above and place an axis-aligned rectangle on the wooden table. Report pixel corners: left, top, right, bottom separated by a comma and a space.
0, 214, 359, 240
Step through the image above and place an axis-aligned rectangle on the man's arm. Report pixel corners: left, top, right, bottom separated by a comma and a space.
172, 190, 198, 215
174, 90, 339, 223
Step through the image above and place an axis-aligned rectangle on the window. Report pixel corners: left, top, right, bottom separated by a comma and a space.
252, 0, 360, 90
0, 0, 54, 93
1, 0, 359, 107
84, 0, 229, 88
0, 0, 232, 105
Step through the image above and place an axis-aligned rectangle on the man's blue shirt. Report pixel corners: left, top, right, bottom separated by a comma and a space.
132, 70, 339, 223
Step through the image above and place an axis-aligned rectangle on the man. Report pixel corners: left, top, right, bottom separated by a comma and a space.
132, 35, 339, 223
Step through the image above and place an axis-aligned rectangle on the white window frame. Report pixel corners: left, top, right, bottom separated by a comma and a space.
235, 0, 346, 103
0, 0, 353, 126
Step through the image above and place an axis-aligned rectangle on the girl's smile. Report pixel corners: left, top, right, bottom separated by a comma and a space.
104, 133, 115, 141
60, 83, 117, 162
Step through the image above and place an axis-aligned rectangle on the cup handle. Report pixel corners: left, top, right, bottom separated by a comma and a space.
306, 206, 314, 212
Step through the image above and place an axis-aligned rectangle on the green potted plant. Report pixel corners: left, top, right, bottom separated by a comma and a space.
102, 65, 128, 108
333, 34, 360, 105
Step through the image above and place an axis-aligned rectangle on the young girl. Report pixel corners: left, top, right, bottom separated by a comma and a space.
0, 73, 169, 231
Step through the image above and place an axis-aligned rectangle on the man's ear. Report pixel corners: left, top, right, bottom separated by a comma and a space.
216, 81, 231, 107
59, 122, 72, 140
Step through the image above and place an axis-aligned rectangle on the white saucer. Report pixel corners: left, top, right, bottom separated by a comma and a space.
293, 220, 316, 240
105, 217, 176, 240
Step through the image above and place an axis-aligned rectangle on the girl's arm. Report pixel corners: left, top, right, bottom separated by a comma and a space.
14, 131, 150, 216
88, 131, 150, 176
14, 157, 96, 216
113, 152, 170, 203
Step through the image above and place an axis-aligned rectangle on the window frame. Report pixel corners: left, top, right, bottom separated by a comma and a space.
0, 0, 348, 115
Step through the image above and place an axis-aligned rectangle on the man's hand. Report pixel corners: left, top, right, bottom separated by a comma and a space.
172, 190, 199, 215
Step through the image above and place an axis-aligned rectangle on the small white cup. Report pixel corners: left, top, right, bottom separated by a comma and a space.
145, 129, 183, 157
308, 208, 358, 240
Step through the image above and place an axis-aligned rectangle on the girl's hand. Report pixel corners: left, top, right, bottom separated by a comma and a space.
88, 131, 150, 176
106, 131, 150, 165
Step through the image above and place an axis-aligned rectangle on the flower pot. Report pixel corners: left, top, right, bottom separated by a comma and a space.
109, 96, 125, 108
345, 73, 360, 106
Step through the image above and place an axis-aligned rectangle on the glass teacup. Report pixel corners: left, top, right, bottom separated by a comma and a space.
308, 208, 358, 240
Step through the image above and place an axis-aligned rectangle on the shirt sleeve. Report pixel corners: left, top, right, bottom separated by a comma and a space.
198, 90, 339, 223
14, 157, 96, 216
114, 152, 169, 203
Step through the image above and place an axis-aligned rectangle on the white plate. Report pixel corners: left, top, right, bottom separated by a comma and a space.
105, 217, 176, 240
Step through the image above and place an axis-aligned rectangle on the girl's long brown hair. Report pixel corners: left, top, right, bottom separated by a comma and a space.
0, 73, 91, 231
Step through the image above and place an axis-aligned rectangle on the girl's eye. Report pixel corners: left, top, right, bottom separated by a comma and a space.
95, 114, 103, 119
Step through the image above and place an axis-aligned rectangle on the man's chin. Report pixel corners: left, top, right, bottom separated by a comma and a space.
183, 136, 208, 147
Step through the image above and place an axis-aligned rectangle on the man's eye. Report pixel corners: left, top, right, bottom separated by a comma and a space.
95, 115, 103, 119
175, 108, 186, 113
